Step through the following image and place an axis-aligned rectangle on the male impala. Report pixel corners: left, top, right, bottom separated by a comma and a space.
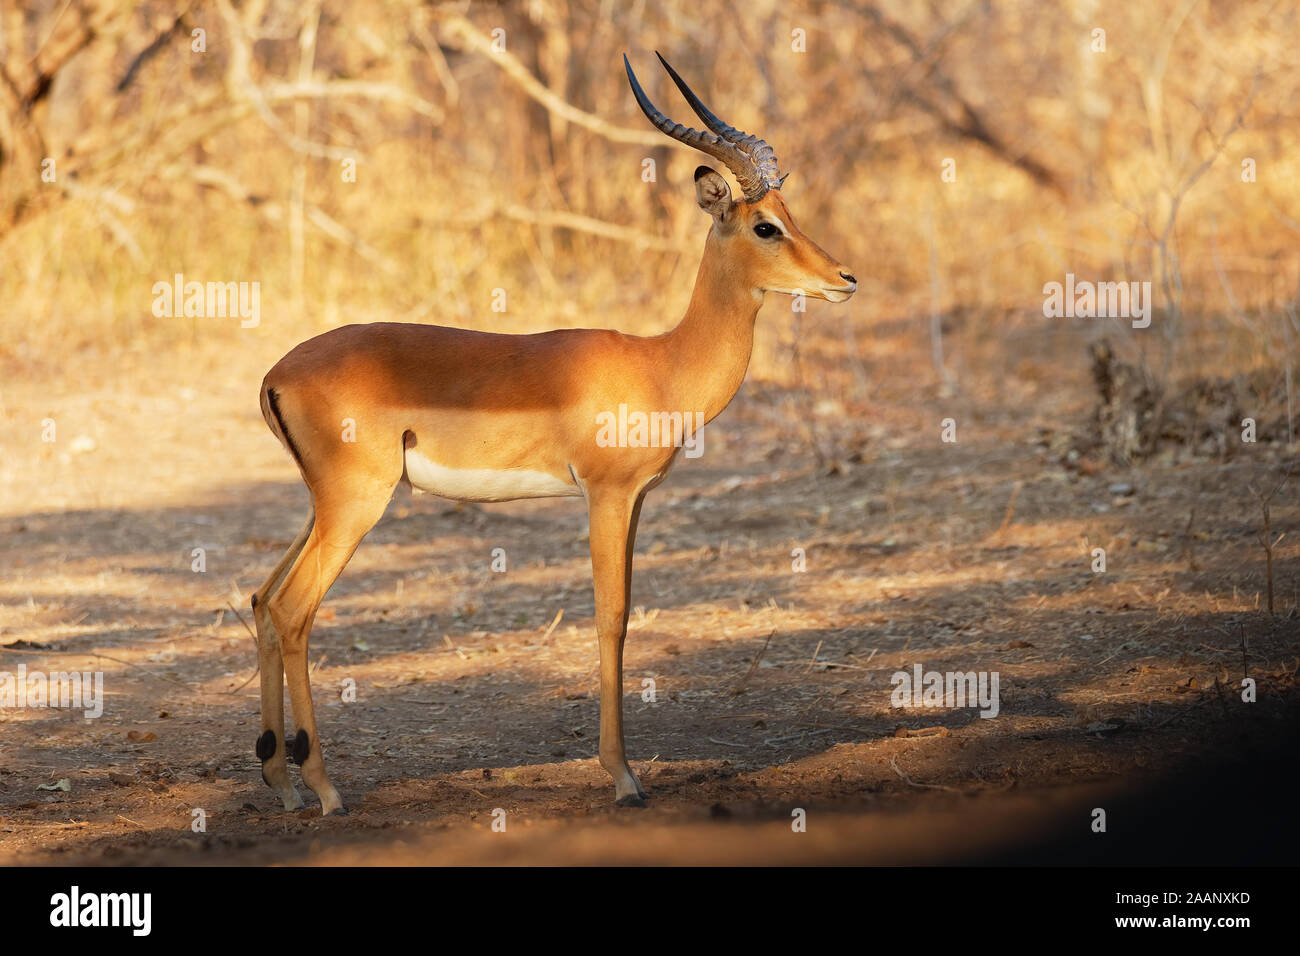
250, 53, 856, 814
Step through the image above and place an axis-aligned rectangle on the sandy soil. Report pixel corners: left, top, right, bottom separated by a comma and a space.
0, 315, 1296, 865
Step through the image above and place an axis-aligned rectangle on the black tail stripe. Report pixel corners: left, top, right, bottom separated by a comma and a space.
266, 387, 307, 471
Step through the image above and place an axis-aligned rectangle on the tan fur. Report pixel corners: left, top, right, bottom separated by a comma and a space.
251, 183, 854, 814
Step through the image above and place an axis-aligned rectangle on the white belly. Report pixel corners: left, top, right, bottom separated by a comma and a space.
403, 448, 581, 502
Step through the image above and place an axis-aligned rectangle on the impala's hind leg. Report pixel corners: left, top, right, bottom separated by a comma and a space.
268, 481, 394, 815
252, 512, 314, 809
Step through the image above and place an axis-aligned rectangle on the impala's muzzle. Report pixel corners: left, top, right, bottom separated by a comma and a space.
823, 271, 858, 302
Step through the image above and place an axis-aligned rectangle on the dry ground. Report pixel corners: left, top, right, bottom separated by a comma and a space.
0, 312, 1296, 865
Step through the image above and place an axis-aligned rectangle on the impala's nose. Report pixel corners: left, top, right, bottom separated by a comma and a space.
824, 269, 858, 303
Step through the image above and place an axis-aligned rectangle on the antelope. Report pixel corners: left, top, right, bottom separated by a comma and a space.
249, 53, 857, 815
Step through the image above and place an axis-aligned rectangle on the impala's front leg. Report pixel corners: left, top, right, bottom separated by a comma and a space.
587, 485, 649, 806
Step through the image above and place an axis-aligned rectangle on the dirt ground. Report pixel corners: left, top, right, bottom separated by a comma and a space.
0, 313, 1296, 865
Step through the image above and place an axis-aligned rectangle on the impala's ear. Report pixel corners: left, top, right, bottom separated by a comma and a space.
694, 166, 732, 222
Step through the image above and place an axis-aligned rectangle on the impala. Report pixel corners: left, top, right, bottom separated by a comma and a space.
250, 53, 856, 815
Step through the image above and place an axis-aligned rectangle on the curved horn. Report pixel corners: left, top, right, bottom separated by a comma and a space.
653, 52, 782, 198
623, 54, 782, 202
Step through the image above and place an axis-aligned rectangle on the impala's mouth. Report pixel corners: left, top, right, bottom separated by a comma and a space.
822, 282, 857, 303
767, 282, 859, 302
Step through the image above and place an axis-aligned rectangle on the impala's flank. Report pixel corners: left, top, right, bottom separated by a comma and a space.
250, 53, 855, 815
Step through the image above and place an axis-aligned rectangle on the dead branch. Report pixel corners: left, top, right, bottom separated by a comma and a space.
852, 2, 1066, 195
436, 14, 670, 149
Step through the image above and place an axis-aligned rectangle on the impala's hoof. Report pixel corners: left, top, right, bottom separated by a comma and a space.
615, 793, 647, 808
262, 773, 304, 810
316, 785, 346, 816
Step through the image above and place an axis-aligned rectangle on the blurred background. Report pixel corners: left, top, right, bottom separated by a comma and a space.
2, 0, 1296, 396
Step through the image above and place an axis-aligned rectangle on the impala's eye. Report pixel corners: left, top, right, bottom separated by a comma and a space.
753, 222, 779, 239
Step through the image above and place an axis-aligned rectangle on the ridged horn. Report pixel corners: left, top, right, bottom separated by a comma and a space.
623, 53, 783, 202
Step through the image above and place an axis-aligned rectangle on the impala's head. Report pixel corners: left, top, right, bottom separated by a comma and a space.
625, 53, 857, 303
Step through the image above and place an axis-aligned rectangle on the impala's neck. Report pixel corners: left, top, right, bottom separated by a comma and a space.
664, 230, 762, 424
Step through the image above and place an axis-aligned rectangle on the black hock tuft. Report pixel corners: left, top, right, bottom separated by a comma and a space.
255, 729, 276, 761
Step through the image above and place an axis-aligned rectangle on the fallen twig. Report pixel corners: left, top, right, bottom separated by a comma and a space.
892, 725, 951, 738
540, 609, 564, 643
763, 728, 834, 746
889, 756, 961, 792
805, 638, 824, 673
730, 630, 775, 696
227, 600, 260, 692
0, 646, 194, 689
